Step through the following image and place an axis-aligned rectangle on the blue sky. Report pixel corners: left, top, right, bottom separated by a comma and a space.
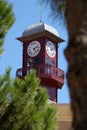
0, 0, 70, 103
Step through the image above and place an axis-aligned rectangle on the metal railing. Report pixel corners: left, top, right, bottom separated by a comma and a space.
16, 64, 64, 82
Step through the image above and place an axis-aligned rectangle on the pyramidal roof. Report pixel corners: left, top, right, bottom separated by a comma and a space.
22, 22, 59, 37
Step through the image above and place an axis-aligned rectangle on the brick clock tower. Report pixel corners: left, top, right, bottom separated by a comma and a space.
16, 22, 64, 103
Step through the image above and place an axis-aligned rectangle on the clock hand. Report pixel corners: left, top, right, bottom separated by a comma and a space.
33, 46, 39, 53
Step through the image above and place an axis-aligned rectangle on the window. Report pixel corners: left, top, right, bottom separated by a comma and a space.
52, 60, 56, 66
27, 58, 33, 67
45, 57, 50, 65
35, 57, 41, 64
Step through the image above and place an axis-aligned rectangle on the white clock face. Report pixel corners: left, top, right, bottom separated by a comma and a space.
27, 41, 41, 57
46, 41, 56, 58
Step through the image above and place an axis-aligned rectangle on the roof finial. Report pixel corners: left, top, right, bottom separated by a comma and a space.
40, 0, 42, 22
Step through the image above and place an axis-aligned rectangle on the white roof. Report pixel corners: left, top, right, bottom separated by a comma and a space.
22, 22, 59, 37
48, 99, 56, 104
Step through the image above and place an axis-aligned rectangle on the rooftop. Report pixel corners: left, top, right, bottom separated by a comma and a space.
17, 22, 64, 43
22, 22, 59, 37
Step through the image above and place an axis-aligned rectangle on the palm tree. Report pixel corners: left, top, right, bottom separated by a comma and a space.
0, 0, 15, 55
43, 0, 87, 130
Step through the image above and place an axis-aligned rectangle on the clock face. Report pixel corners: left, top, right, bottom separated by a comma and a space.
46, 41, 56, 58
27, 41, 41, 57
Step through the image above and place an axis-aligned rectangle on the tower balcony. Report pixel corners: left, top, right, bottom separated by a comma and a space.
16, 64, 64, 89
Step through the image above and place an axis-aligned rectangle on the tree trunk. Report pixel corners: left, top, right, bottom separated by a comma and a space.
65, 0, 87, 130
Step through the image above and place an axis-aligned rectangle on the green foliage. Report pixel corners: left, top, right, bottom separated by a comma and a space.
0, 69, 58, 130
43, 0, 66, 19
0, 0, 15, 55
0, 0, 58, 129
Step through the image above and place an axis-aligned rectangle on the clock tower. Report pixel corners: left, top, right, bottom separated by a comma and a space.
16, 22, 64, 103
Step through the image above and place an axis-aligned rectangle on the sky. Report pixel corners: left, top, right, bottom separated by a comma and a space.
0, 0, 70, 103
